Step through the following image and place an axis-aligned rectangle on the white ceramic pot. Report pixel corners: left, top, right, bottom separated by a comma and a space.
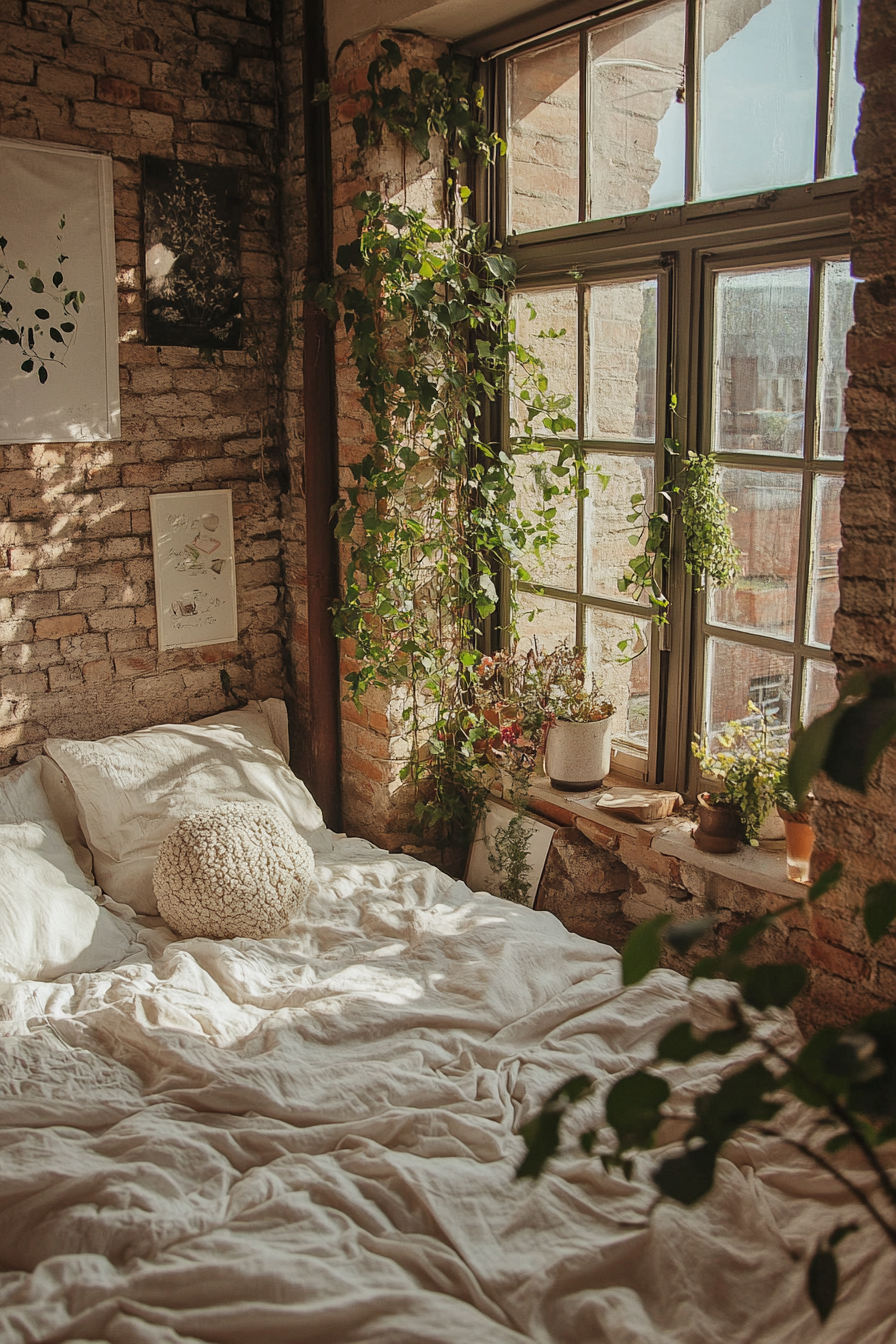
544, 716, 613, 791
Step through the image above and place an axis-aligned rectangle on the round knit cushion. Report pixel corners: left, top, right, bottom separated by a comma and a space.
153, 801, 315, 939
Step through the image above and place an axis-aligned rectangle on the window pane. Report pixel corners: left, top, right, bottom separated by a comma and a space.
829, 0, 861, 180
585, 279, 657, 441
516, 590, 576, 653
507, 37, 580, 236
708, 468, 801, 639
704, 637, 793, 750
807, 474, 843, 647
584, 453, 655, 604
804, 658, 838, 721
697, 0, 819, 201
585, 609, 651, 750
586, 1, 686, 220
817, 260, 855, 459
510, 287, 578, 438
514, 450, 577, 592
712, 266, 810, 456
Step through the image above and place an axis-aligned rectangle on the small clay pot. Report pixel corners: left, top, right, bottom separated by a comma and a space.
693, 794, 744, 853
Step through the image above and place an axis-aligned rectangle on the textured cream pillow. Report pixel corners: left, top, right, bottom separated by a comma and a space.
154, 802, 314, 939
45, 706, 331, 916
0, 760, 134, 981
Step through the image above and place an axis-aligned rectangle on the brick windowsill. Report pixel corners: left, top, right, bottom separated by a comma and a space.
525, 774, 807, 901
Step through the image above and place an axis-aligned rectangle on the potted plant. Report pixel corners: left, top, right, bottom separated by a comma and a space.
476, 643, 615, 791
691, 702, 790, 850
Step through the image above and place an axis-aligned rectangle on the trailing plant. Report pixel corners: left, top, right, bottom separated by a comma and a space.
310, 41, 584, 847
0, 218, 84, 384
692, 700, 790, 845
518, 669, 896, 1324
487, 768, 538, 907
618, 402, 741, 632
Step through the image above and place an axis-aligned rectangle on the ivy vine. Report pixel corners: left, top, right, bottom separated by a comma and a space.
311, 41, 582, 846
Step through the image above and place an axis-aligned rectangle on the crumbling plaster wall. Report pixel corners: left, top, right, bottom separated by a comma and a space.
0, 0, 291, 764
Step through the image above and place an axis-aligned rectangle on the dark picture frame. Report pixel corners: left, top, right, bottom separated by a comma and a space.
143, 156, 242, 350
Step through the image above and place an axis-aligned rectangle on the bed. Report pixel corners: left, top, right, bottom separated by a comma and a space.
0, 703, 890, 1344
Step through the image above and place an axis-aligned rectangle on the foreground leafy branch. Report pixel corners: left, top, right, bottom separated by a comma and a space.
518, 672, 896, 1323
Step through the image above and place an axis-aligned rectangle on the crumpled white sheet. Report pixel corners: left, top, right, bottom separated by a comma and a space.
0, 837, 891, 1344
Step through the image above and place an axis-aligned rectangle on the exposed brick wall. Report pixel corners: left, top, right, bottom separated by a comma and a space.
0, 0, 289, 764
811, 0, 896, 1023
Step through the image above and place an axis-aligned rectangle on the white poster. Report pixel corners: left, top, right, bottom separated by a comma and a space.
150, 491, 238, 651
0, 137, 120, 443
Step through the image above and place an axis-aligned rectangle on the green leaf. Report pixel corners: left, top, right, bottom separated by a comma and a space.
20, 358, 33, 372
807, 1248, 838, 1323
654, 1144, 717, 1205
34, 308, 50, 320
694, 1062, 780, 1147
808, 861, 843, 902
60, 321, 75, 332
605, 1070, 670, 1150
864, 881, 896, 944
38, 365, 48, 384
29, 276, 44, 293
49, 327, 63, 343
664, 916, 715, 955
739, 962, 808, 1011
52, 270, 63, 288
621, 914, 673, 986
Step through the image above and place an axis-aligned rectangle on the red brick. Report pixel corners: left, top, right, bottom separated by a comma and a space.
34, 614, 87, 639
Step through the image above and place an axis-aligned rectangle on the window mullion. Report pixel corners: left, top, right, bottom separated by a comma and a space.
685, 0, 698, 204
815, 0, 836, 182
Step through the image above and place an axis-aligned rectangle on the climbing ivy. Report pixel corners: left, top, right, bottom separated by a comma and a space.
310, 41, 582, 846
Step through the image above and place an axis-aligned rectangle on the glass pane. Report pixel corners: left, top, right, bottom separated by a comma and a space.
698, 0, 819, 201
817, 260, 855, 459
708, 468, 802, 639
807, 474, 843, 647
584, 452, 655, 604
829, 0, 861, 180
585, 279, 657, 441
510, 287, 578, 439
507, 36, 580, 236
704, 637, 793, 751
585, 609, 651, 751
712, 266, 810, 456
516, 590, 577, 654
586, 0, 686, 220
514, 450, 577, 592
804, 658, 838, 722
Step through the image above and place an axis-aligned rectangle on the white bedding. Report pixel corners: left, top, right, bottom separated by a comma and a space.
0, 838, 890, 1344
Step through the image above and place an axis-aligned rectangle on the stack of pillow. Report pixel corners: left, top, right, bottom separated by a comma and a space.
1, 700, 327, 982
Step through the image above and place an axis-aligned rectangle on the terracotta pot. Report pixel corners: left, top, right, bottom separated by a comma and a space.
777, 804, 815, 884
544, 716, 613, 791
693, 794, 744, 853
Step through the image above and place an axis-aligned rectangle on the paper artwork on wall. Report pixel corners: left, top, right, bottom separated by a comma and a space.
0, 137, 120, 445
464, 799, 555, 908
143, 156, 242, 349
150, 490, 238, 651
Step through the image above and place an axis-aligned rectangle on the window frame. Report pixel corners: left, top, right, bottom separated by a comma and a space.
486, 0, 858, 794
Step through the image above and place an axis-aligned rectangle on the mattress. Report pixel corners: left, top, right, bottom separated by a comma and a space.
0, 836, 889, 1343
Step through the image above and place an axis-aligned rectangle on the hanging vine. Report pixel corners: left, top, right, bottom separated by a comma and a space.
310, 41, 583, 846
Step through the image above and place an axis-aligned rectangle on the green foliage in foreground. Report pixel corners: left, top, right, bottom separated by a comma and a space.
518, 674, 896, 1324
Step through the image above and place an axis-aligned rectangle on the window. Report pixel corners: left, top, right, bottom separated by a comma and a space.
495, 0, 860, 791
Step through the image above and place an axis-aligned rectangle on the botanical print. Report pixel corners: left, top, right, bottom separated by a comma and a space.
150, 490, 238, 651
0, 137, 120, 443
143, 156, 242, 349
0, 217, 85, 385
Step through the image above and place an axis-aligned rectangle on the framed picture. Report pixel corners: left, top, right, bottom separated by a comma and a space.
464, 798, 555, 908
0, 137, 120, 444
150, 490, 238, 651
143, 156, 242, 349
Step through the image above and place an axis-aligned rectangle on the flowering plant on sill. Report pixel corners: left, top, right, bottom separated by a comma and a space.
691, 701, 792, 845
474, 642, 615, 742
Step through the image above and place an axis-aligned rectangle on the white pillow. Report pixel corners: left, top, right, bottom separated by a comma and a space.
45, 706, 331, 915
0, 760, 134, 982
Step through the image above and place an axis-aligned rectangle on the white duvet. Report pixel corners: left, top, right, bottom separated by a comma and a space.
0, 839, 891, 1343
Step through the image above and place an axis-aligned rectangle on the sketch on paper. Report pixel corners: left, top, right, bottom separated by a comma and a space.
150, 491, 238, 651
143, 156, 242, 349
0, 137, 120, 444
464, 799, 555, 909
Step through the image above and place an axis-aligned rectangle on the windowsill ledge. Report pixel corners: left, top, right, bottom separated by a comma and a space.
525, 774, 807, 901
